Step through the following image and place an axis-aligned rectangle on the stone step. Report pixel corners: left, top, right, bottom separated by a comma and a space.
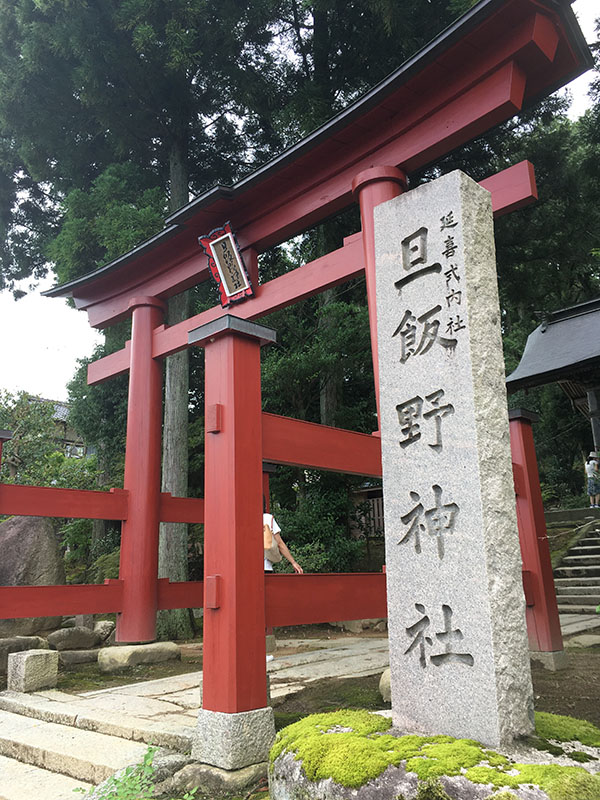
570, 545, 600, 556
554, 576, 600, 587
0, 708, 149, 784
554, 594, 600, 605
557, 603, 600, 614
555, 581, 600, 602
0, 688, 194, 751
561, 555, 600, 565
578, 537, 600, 546
554, 566, 600, 578
0, 754, 92, 800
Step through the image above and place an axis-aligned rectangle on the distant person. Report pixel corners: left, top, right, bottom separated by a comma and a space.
585, 452, 600, 508
263, 498, 303, 574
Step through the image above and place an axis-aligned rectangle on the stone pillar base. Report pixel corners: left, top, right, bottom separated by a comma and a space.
266, 634, 277, 653
530, 650, 568, 671
193, 707, 276, 770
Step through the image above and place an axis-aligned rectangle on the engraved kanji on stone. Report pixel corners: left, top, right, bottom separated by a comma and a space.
422, 389, 454, 452
392, 306, 457, 363
396, 396, 424, 448
446, 315, 466, 335
440, 211, 458, 230
396, 228, 441, 292
430, 605, 475, 667
396, 389, 454, 451
444, 264, 460, 286
442, 235, 458, 259
404, 603, 432, 668
405, 604, 474, 669
398, 484, 459, 560
425, 484, 459, 559
445, 288, 462, 307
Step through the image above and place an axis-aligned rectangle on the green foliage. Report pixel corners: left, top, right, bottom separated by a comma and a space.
47, 163, 166, 285
77, 746, 197, 800
273, 482, 364, 573
0, 391, 61, 485
88, 547, 120, 585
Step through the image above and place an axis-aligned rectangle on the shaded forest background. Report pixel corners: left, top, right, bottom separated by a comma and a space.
0, 0, 599, 637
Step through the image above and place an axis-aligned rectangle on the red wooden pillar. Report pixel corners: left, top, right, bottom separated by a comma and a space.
352, 166, 407, 424
190, 315, 276, 713
509, 409, 564, 656
117, 296, 166, 644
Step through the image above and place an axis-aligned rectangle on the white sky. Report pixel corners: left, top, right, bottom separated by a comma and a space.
0, 0, 597, 403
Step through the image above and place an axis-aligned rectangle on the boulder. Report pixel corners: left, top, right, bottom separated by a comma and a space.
0, 636, 49, 674
97, 642, 180, 672
58, 649, 99, 666
47, 626, 102, 651
379, 668, 391, 702
170, 761, 267, 798
0, 516, 65, 637
93, 620, 115, 642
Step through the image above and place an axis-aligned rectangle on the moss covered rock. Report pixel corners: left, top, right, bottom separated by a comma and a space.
269, 710, 600, 800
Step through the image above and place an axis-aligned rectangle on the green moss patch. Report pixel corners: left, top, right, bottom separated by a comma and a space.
535, 711, 600, 747
271, 710, 600, 798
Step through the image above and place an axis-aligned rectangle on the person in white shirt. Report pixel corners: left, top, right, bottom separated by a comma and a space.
263, 500, 303, 574
585, 452, 600, 508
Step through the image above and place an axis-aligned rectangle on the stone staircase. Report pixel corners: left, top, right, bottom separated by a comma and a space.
554, 521, 600, 614
0, 701, 154, 799
0, 683, 196, 800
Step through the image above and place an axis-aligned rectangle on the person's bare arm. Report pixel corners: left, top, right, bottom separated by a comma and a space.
274, 533, 303, 573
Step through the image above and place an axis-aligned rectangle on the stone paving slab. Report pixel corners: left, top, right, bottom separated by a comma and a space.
81, 671, 202, 698
161, 687, 202, 709
559, 614, 600, 636
75, 691, 183, 717
268, 645, 390, 681
0, 708, 148, 784
0, 753, 92, 800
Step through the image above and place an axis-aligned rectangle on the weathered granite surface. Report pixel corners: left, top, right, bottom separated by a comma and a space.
374, 170, 533, 747
7, 649, 58, 692
97, 642, 180, 672
0, 636, 49, 674
193, 707, 275, 770
48, 626, 101, 651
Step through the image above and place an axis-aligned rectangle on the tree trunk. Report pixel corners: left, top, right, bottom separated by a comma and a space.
156, 135, 194, 641
319, 288, 340, 427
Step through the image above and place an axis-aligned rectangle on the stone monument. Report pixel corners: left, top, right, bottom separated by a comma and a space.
374, 170, 533, 748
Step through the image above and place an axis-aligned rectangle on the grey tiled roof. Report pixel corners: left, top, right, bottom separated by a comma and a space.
506, 298, 600, 391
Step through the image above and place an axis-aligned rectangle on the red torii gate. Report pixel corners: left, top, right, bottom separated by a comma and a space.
0, 0, 589, 727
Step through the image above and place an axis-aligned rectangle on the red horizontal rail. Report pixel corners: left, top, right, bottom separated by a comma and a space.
265, 573, 387, 627
159, 494, 204, 524
0, 485, 203, 524
0, 568, 534, 622
158, 579, 204, 610
262, 412, 382, 477
0, 582, 124, 619
0, 484, 128, 520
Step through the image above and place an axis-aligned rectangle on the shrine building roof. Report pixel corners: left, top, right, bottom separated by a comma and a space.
506, 297, 600, 391
44, 0, 592, 323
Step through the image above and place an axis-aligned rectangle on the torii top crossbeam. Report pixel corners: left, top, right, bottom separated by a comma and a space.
45, 0, 590, 345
